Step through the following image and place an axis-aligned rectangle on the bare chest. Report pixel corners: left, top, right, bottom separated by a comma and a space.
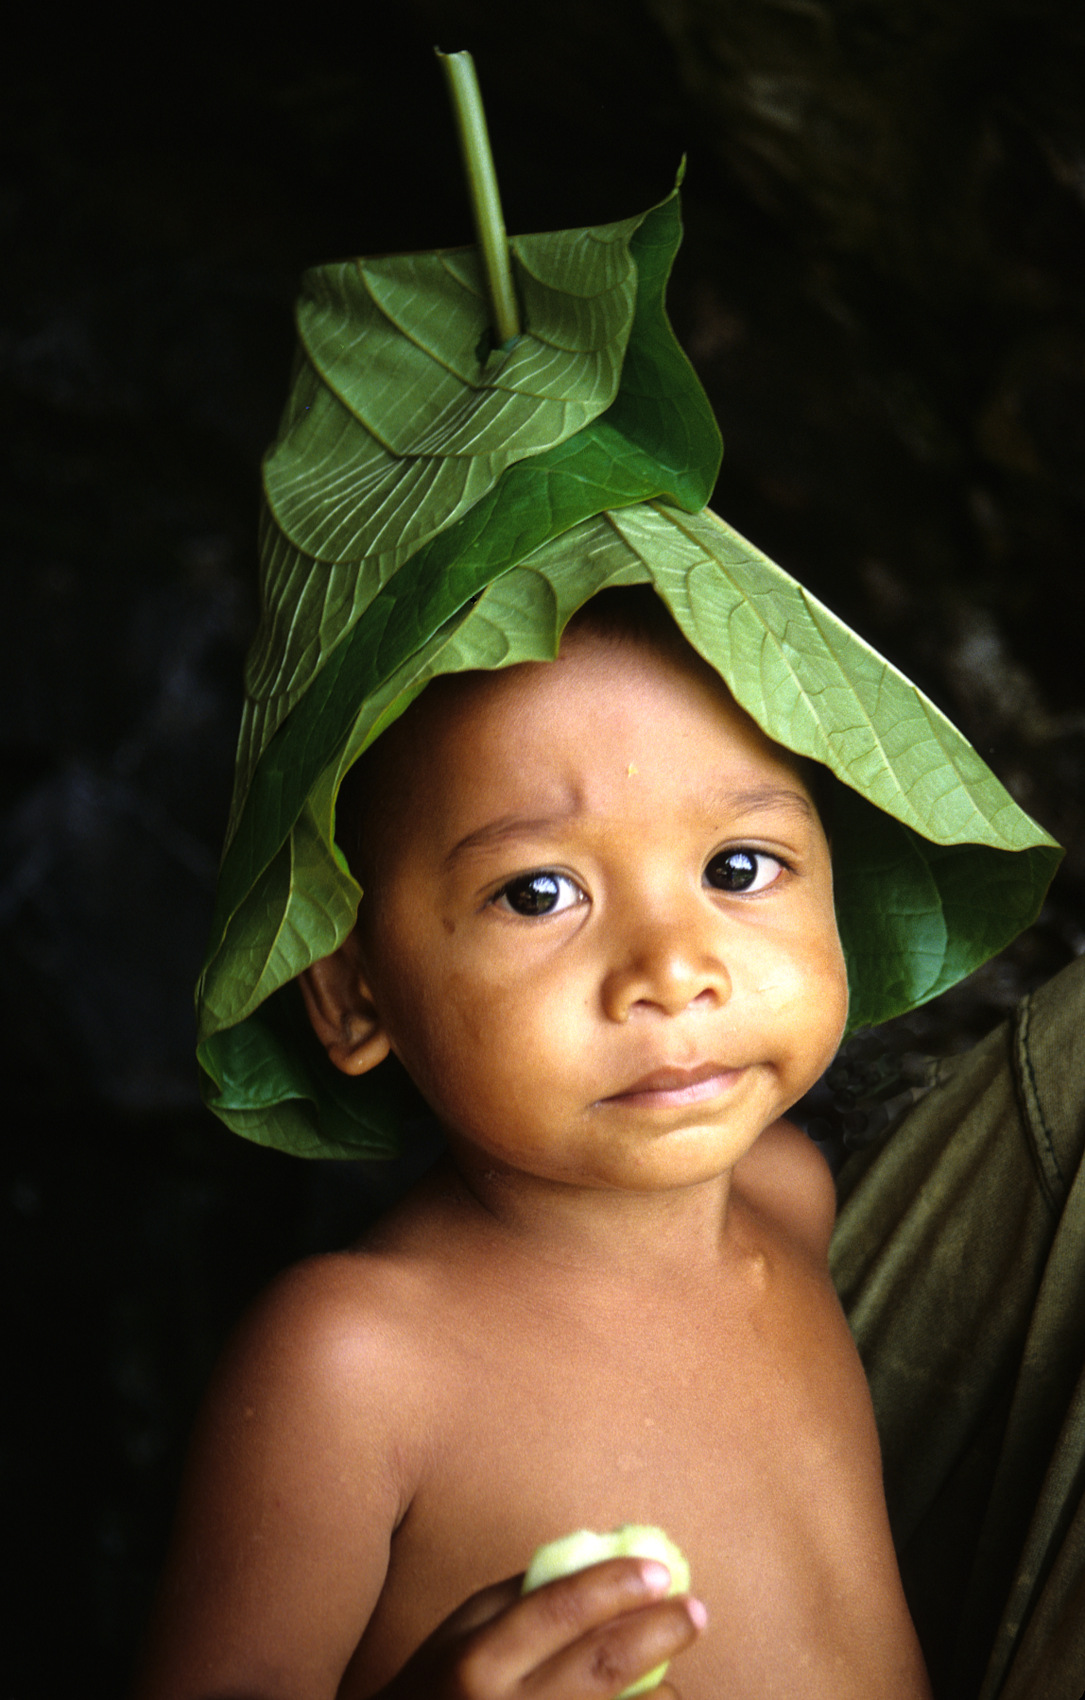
343, 1265, 926, 1698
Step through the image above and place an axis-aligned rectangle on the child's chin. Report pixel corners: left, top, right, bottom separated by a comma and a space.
450, 1111, 765, 1194
609, 1124, 766, 1190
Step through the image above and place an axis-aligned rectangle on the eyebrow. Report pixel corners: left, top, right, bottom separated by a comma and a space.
443, 786, 812, 869
710, 785, 814, 821
443, 814, 579, 869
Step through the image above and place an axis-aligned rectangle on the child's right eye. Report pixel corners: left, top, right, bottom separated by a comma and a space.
492, 871, 583, 917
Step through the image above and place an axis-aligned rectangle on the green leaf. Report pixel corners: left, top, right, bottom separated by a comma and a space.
199, 804, 360, 1037
238, 213, 643, 820
602, 504, 1049, 850
198, 987, 426, 1161
602, 189, 721, 498
826, 786, 1053, 1028
229, 191, 716, 838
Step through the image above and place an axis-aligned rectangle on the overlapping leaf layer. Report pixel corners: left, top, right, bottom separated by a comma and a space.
231, 198, 708, 825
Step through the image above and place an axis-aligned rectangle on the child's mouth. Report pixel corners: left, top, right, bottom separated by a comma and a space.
601, 1063, 742, 1109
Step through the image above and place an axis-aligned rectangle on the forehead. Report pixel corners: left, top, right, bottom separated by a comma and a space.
359, 620, 809, 838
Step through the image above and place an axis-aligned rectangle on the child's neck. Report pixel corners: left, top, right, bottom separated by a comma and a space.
434, 1147, 744, 1285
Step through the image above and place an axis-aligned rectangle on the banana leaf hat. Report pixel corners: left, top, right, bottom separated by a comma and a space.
195, 55, 1060, 1160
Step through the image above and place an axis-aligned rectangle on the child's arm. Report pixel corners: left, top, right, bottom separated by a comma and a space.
133, 1255, 704, 1700
133, 1256, 408, 1698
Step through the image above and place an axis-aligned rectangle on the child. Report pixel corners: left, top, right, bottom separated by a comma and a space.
137, 64, 1080, 1700
140, 588, 937, 1699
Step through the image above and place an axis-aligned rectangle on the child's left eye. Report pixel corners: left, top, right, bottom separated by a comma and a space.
492, 871, 584, 917
704, 849, 784, 894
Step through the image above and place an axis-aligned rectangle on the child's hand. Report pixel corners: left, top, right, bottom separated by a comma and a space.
378, 1556, 706, 1698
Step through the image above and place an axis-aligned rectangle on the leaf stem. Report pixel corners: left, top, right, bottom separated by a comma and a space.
437, 48, 521, 346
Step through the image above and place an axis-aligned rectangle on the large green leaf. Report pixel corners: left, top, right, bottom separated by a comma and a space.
601, 506, 1047, 850
264, 226, 640, 562
198, 503, 1059, 1157
229, 196, 704, 828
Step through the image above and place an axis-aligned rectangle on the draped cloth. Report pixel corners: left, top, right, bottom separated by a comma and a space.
832, 952, 1085, 1700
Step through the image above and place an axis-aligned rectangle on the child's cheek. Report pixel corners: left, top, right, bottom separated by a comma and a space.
758, 923, 849, 1082
805, 934, 850, 1072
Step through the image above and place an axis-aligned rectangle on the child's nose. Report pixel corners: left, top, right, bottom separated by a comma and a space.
601, 919, 732, 1021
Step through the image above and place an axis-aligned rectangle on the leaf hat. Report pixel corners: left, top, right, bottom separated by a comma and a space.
196, 55, 1060, 1159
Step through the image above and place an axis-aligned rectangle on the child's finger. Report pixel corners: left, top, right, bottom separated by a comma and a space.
453, 1557, 697, 1692
527, 1591, 705, 1698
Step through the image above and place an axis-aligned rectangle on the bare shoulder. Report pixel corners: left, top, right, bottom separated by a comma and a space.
134, 1246, 434, 1699
195, 1241, 437, 1464
221, 1240, 429, 1394
732, 1116, 837, 1260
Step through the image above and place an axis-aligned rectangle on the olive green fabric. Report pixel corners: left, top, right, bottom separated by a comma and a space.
832, 952, 1085, 1700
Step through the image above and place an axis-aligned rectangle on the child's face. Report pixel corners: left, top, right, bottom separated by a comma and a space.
350, 621, 848, 1194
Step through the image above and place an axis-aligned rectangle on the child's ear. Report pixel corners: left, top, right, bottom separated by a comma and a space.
298, 931, 391, 1077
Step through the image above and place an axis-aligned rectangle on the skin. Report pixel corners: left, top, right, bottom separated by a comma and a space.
134, 619, 932, 1700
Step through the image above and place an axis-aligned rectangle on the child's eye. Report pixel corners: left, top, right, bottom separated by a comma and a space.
492, 871, 584, 917
704, 849, 784, 894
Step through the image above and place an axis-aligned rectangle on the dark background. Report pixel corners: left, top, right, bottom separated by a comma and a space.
5, 2, 1085, 1693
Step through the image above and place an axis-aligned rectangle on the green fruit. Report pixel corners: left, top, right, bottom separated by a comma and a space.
522, 1524, 691, 1696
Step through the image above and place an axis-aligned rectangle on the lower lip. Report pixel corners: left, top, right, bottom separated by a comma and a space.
602, 1069, 743, 1110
